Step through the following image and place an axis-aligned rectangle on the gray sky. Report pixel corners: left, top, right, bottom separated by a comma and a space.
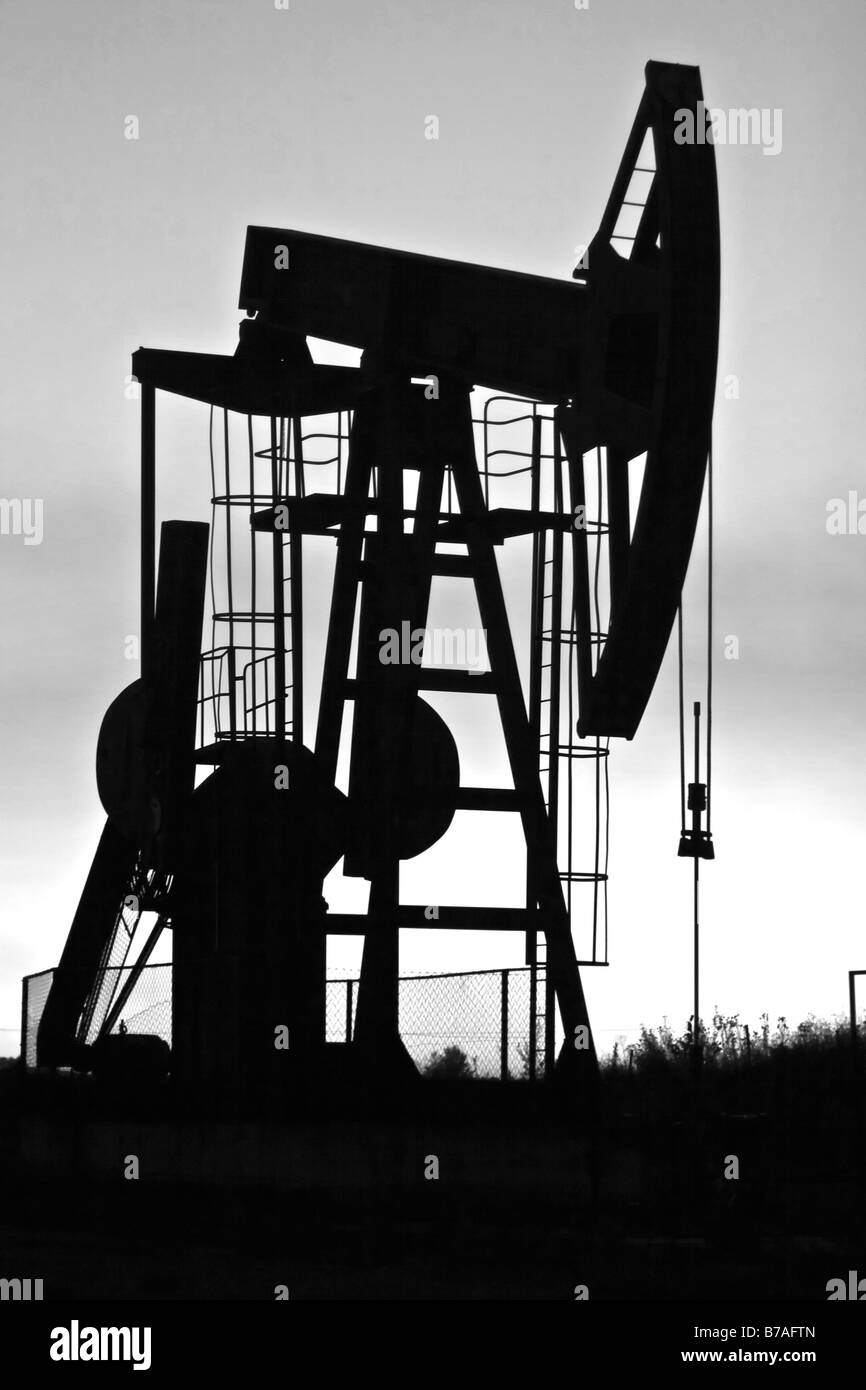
2, 0, 866, 1055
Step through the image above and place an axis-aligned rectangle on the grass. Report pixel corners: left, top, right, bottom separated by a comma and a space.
599, 1010, 866, 1131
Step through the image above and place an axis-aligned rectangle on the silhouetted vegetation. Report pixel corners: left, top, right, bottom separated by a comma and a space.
422, 1045, 478, 1079
514, 1037, 546, 1081
607, 1009, 855, 1073
600, 1010, 865, 1127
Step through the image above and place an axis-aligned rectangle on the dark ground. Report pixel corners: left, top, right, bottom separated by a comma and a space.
0, 1045, 863, 1300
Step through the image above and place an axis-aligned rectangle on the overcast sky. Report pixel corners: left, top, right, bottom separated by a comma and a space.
2, 0, 866, 1057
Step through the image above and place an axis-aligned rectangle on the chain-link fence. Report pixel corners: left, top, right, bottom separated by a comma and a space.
22, 963, 173, 1064
20, 969, 54, 1069
325, 967, 549, 1078
23, 963, 549, 1080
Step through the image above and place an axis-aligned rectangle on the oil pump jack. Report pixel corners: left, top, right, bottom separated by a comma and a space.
37, 61, 719, 1105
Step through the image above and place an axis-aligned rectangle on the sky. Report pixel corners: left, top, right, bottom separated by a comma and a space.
2, 0, 866, 1059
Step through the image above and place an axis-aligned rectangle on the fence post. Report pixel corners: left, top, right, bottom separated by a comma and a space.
500, 970, 509, 1080
346, 978, 354, 1043
543, 960, 555, 1082
528, 958, 538, 1082
20, 975, 28, 1071
850, 970, 863, 1075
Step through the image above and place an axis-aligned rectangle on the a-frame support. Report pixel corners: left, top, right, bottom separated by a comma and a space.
446, 390, 596, 1077
314, 376, 597, 1079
